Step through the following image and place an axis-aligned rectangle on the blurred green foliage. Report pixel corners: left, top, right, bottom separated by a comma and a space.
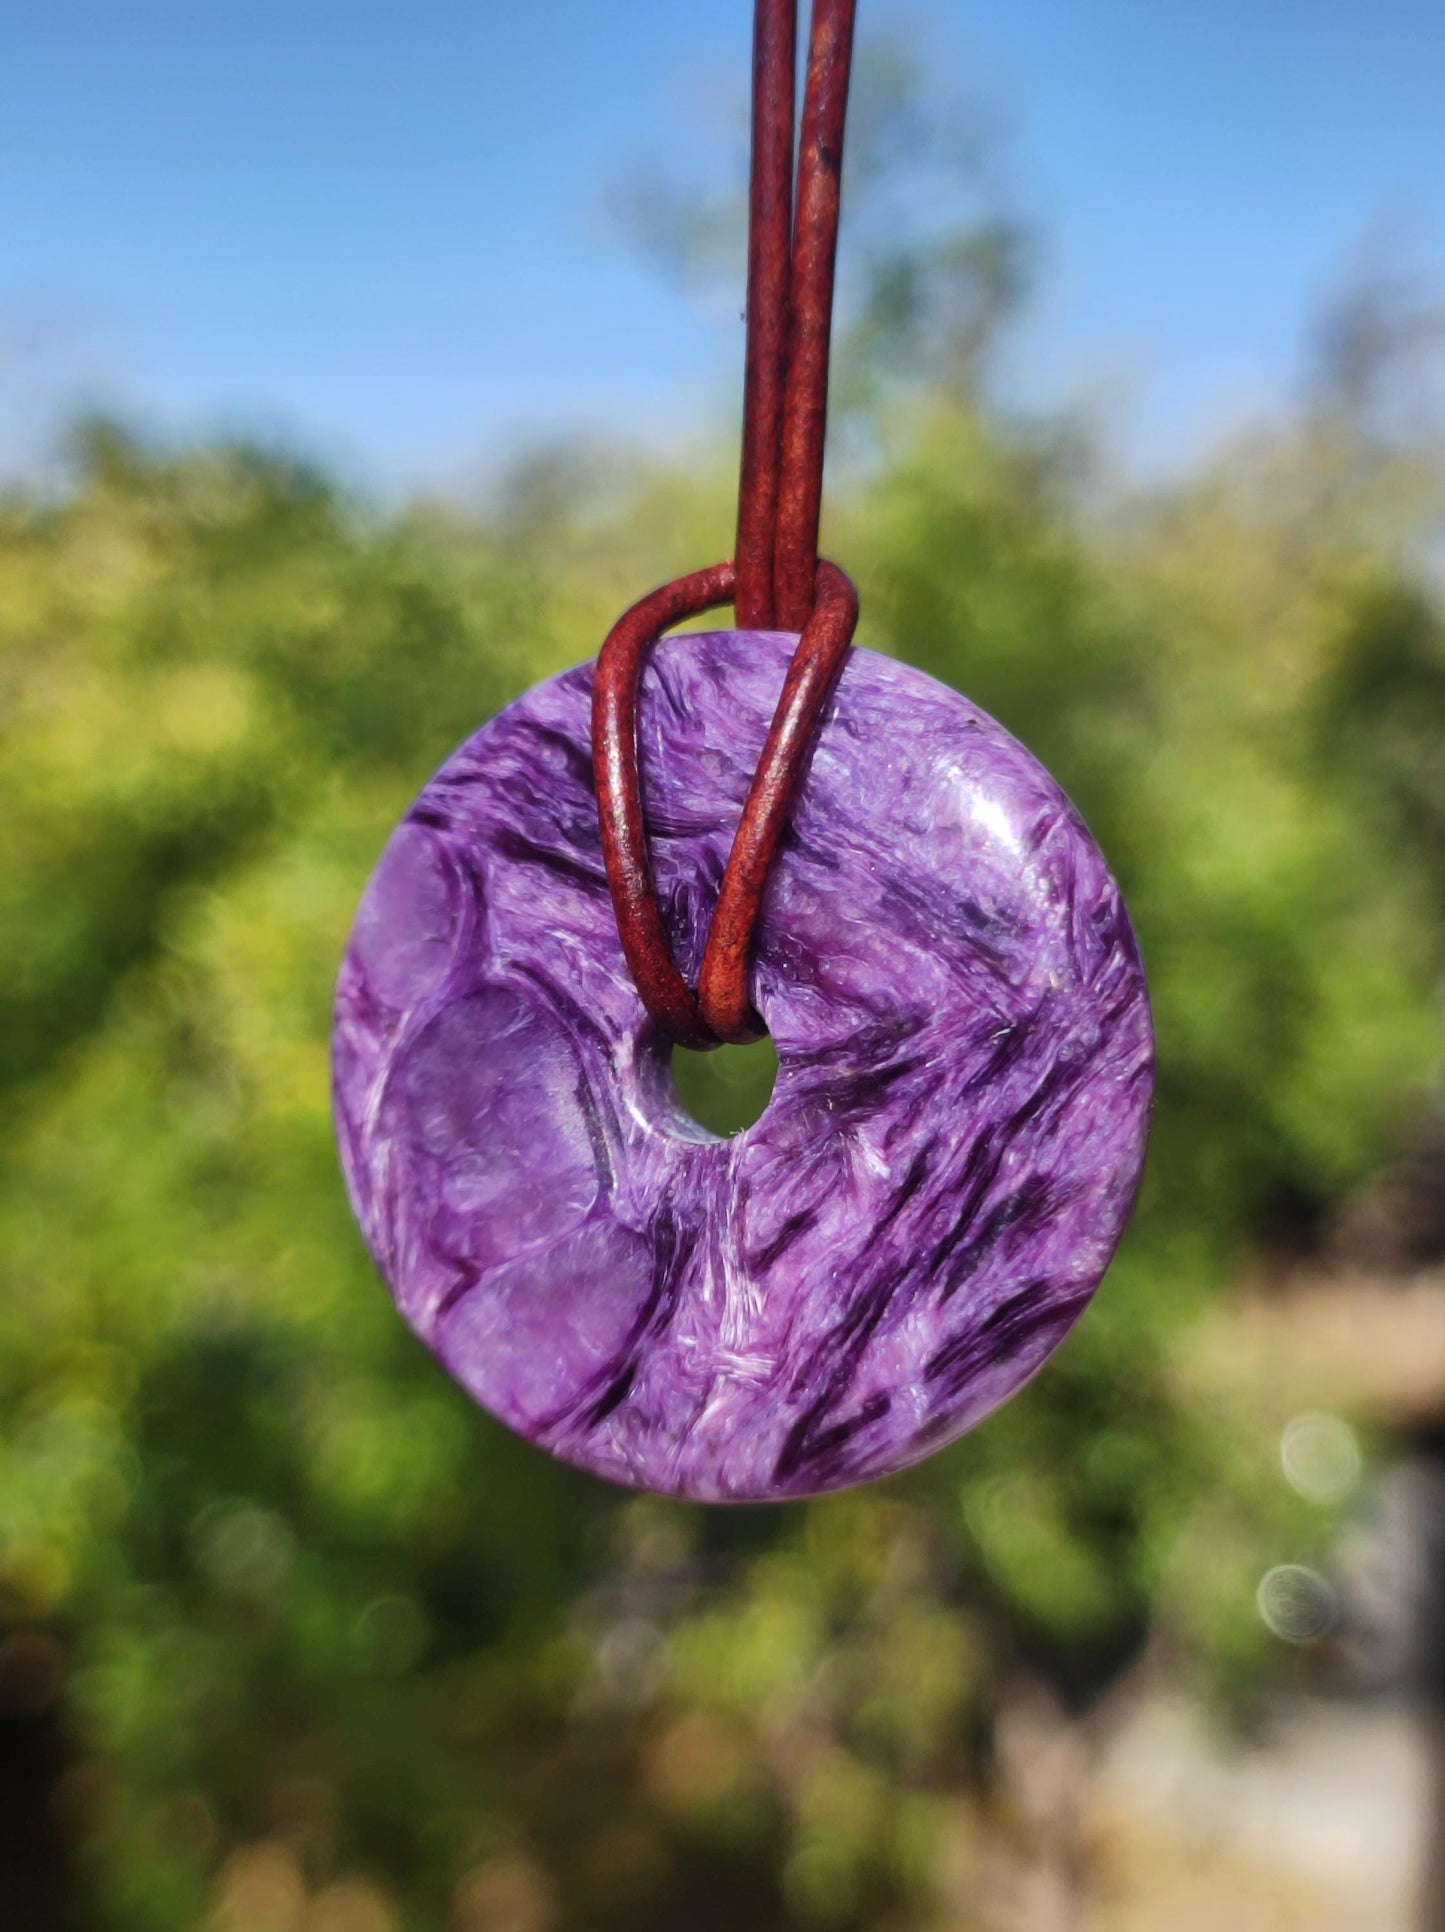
3, 274, 1445, 1930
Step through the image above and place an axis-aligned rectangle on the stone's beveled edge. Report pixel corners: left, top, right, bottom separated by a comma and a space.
332, 630, 1155, 1501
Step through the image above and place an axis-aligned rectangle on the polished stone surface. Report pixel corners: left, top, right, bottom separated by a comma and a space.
333, 630, 1153, 1499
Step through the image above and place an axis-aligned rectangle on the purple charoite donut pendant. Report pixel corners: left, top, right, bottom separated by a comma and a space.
332, 630, 1153, 1500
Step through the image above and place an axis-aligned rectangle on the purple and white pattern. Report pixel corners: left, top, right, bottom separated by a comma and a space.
333, 629, 1153, 1500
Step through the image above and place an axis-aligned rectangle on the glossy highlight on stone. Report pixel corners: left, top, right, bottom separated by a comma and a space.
332, 630, 1154, 1500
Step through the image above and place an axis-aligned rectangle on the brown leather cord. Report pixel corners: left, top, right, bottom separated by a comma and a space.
592, 561, 737, 1051
774, 0, 857, 630
697, 559, 859, 1040
592, 556, 860, 1048
592, 0, 859, 1049
734, 0, 797, 630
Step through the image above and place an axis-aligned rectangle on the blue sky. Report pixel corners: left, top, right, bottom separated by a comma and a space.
1, 0, 1441, 490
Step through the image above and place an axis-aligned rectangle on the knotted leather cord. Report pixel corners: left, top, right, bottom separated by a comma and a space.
592, 0, 859, 1047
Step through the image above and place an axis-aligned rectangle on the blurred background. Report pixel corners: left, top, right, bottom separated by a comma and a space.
4, 2, 1445, 1927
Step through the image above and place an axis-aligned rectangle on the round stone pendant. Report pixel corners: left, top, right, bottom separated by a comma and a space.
332, 630, 1153, 1500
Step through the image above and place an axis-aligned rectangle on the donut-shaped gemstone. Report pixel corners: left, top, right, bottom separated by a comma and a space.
333, 630, 1153, 1500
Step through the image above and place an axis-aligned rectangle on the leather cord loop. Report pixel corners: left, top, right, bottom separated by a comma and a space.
592, 2, 859, 1048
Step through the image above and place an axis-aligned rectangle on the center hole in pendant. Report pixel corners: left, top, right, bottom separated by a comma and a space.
671, 1034, 779, 1138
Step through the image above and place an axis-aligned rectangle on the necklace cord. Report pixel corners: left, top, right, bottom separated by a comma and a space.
773, 0, 856, 631
592, 0, 859, 1048
734, 0, 796, 631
